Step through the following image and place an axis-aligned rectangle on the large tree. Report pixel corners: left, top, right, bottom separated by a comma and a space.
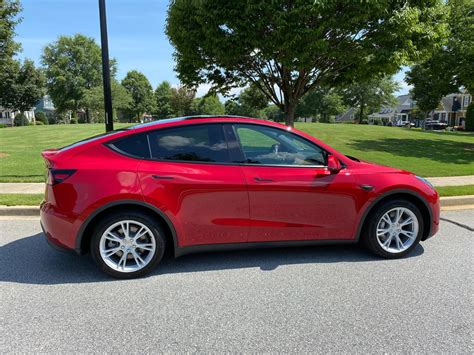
166, 0, 447, 127
0, 0, 22, 66
1, 59, 45, 112
341, 76, 400, 123
196, 94, 225, 115
42, 34, 115, 120
82, 81, 132, 122
154, 81, 173, 118
121, 70, 155, 122
296, 88, 345, 122
407, 0, 474, 112
169, 85, 196, 116
224, 84, 268, 117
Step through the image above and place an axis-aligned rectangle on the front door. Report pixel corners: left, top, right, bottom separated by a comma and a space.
233, 123, 358, 242
138, 123, 250, 247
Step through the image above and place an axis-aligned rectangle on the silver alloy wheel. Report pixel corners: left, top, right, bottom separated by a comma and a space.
376, 207, 419, 254
99, 220, 156, 273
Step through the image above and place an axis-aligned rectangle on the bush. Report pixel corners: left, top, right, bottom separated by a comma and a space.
466, 103, 474, 132
0, 124, 7, 128
14, 113, 29, 126
360, 119, 368, 125
35, 121, 44, 125
35, 111, 48, 125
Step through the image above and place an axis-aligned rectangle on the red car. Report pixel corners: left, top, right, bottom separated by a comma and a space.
40, 116, 439, 278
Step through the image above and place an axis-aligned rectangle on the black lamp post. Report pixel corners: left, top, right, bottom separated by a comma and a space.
98, 0, 114, 132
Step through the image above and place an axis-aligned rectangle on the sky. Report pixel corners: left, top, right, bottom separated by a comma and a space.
14, 0, 411, 98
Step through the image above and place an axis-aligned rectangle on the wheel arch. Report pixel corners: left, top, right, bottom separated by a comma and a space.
355, 189, 433, 242
75, 200, 178, 256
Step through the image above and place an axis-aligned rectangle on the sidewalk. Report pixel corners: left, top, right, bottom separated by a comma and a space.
1, 175, 473, 194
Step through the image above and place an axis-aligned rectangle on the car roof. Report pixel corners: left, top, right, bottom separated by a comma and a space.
128, 115, 264, 130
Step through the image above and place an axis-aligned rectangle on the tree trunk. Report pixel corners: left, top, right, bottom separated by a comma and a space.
358, 103, 364, 124
284, 103, 296, 127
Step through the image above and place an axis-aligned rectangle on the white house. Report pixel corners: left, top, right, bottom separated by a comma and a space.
0, 107, 35, 126
368, 94, 415, 126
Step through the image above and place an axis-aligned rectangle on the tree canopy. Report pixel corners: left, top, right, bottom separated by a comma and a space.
121, 70, 155, 121
296, 88, 345, 122
154, 81, 173, 118
341, 76, 400, 123
42, 34, 116, 115
169, 85, 196, 116
167, 0, 447, 126
407, 0, 474, 112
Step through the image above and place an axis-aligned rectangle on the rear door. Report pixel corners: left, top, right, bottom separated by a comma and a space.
233, 123, 358, 242
137, 123, 250, 247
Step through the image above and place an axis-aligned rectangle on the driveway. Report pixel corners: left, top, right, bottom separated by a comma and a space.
0, 210, 472, 352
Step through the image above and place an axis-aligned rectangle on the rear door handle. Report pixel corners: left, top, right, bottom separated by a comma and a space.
152, 175, 174, 180
254, 177, 273, 182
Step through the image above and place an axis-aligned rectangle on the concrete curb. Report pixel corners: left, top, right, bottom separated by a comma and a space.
1, 195, 474, 216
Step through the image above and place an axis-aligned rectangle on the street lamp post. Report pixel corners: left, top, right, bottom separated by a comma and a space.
98, 0, 114, 132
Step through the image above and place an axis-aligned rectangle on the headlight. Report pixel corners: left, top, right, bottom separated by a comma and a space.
415, 175, 434, 189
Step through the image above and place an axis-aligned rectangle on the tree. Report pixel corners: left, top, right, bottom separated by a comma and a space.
196, 94, 225, 115
42, 34, 115, 120
341, 76, 400, 123
35, 111, 48, 125
83, 81, 132, 122
296, 88, 345, 122
121, 70, 155, 122
166, 0, 447, 127
466, 103, 474, 132
154, 81, 173, 118
407, 0, 474, 112
169, 85, 196, 116
0, 0, 22, 67
0, 59, 45, 112
224, 84, 268, 117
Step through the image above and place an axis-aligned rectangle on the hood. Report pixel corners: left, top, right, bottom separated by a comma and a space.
353, 159, 411, 175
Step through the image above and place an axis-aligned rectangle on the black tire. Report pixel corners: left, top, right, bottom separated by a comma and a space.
90, 211, 166, 279
363, 199, 424, 259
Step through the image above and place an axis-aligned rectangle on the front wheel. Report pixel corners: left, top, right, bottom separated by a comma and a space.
90, 211, 165, 278
364, 200, 423, 258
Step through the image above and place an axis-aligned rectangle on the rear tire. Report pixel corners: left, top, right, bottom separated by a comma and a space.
90, 211, 165, 279
363, 199, 423, 259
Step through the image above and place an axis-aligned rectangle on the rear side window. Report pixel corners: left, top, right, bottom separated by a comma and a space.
109, 133, 150, 158
147, 124, 231, 163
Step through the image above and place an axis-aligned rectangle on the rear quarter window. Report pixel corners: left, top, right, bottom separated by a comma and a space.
108, 133, 151, 159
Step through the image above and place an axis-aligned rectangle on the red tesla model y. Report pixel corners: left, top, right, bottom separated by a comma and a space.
40, 116, 439, 278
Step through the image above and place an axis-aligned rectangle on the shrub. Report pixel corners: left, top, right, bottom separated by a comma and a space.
35, 111, 48, 125
14, 113, 29, 126
466, 103, 474, 132
360, 119, 368, 125
0, 124, 7, 128
35, 121, 44, 125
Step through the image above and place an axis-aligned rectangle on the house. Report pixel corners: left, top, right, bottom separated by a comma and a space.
368, 94, 415, 126
34, 95, 55, 114
335, 107, 357, 122
427, 92, 471, 127
0, 107, 35, 126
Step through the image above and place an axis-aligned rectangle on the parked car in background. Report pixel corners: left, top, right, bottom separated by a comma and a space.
40, 116, 440, 278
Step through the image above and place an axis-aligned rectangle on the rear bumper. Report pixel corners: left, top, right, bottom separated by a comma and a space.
40, 201, 78, 253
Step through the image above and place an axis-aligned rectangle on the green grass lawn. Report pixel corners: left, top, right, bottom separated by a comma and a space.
0, 122, 473, 182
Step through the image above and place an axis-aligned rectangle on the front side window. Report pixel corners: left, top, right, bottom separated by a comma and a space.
234, 124, 327, 166
148, 124, 231, 163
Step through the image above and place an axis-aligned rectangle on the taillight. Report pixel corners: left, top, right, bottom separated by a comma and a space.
47, 169, 77, 185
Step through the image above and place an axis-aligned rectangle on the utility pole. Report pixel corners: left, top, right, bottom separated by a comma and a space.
98, 0, 114, 132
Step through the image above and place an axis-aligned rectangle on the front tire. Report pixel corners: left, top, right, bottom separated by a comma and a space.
364, 199, 423, 258
90, 211, 165, 278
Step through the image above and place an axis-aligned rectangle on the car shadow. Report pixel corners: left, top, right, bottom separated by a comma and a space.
0, 233, 424, 285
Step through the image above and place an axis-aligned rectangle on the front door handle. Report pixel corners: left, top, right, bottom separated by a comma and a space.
254, 177, 273, 182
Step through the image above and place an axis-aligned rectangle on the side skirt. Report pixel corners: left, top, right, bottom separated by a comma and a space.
174, 239, 358, 258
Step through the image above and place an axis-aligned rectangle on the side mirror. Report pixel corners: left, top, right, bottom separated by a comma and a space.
327, 155, 342, 174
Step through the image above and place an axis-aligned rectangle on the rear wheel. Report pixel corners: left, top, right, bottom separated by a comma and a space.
364, 199, 423, 258
90, 211, 165, 278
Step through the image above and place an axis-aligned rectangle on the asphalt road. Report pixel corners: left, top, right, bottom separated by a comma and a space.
1, 210, 472, 353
